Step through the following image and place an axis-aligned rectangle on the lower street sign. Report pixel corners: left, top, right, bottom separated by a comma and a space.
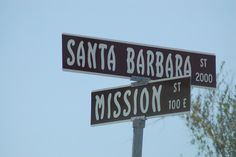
91, 76, 191, 126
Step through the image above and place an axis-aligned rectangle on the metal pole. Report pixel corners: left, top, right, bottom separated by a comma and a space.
130, 76, 149, 157
132, 117, 146, 157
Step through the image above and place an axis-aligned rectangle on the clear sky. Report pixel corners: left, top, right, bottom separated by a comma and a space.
1, 0, 236, 157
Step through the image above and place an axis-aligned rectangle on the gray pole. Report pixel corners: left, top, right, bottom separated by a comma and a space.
132, 117, 146, 157
130, 76, 149, 157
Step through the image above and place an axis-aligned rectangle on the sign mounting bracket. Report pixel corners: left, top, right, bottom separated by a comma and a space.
131, 76, 151, 87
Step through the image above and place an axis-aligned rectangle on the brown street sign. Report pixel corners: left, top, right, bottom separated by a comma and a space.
91, 76, 191, 126
62, 33, 216, 88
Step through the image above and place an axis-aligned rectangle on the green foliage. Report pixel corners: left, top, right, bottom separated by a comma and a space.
186, 62, 236, 157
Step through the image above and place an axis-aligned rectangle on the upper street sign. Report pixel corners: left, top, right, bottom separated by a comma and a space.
62, 34, 216, 88
91, 76, 191, 126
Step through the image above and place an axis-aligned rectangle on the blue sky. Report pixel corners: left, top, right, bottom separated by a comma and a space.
1, 0, 236, 157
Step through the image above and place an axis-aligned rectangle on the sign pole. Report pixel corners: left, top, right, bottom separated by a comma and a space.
131, 76, 149, 157
132, 117, 146, 157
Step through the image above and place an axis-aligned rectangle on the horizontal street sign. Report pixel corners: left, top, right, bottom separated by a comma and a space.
62, 34, 216, 88
91, 76, 191, 126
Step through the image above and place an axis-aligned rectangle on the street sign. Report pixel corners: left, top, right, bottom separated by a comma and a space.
62, 34, 216, 88
91, 76, 191, 126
